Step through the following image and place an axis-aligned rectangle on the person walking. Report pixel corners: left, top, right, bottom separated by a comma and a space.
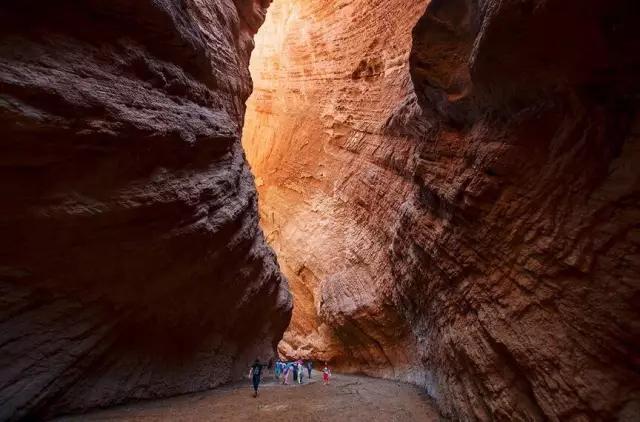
282, 363, 291, 385
274, 359, 281, 380
249, 359, 266, 397
292, 361, 298, 382
306, 360, 313, 378
322, 363, 331, 386
297, 361, 303, 384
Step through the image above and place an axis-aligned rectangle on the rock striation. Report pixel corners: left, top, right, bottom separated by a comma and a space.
244, 0, 431, 378
243, 0, 640, 420
0, 0, 291, 420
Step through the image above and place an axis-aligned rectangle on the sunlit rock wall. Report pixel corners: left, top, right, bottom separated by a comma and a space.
243, 0, 640, 420
243, 0, 429, 380
0, 0, 291, 420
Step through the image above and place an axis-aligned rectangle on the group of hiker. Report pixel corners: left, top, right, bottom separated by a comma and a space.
249, 358, 332, 397
274, 359, 312, 385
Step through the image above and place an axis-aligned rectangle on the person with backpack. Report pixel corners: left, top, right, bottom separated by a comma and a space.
249, 358, 266, 397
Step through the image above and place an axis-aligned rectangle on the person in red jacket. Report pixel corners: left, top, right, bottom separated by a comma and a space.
322, 363, 331, 385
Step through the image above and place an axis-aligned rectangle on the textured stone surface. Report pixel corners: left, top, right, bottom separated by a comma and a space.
0, 0, 291, 420
244, 0, 640, 420
244, 0, 430, 378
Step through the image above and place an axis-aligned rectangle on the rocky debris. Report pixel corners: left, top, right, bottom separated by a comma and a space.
243, 0, 640, 420
0, 0, 291, 420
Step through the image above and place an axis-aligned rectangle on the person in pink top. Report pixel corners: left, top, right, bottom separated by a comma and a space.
322, 362, 331, 385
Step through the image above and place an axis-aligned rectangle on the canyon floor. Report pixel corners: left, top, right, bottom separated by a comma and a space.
56, 372, 443, 422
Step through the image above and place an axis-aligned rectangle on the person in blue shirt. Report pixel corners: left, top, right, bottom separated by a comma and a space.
274, 359, 282, 380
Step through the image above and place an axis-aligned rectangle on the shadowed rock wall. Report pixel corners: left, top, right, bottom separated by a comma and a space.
403, 0, 640, 420
243, 0, 640, 420
0, 0, 291, 420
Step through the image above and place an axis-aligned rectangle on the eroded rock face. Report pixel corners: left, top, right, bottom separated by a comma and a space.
244, 0, 430, 379
403, 0, 640, 420
0, 0, 291, 420
244, 0, 640, 420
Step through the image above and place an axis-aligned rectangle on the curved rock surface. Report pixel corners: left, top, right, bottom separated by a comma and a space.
244, 0, 430, 376
0, 1, 291, 420
243, 0, 640, 420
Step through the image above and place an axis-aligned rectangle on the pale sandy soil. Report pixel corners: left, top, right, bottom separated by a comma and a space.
56, 372, 444, 422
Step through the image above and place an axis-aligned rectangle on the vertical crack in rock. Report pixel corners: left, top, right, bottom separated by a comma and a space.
244, 0, 640, 420
0, 0, 291, 420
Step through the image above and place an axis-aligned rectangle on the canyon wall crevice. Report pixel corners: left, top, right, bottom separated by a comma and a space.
244, 0, 639, 420
0, 1, 291, 420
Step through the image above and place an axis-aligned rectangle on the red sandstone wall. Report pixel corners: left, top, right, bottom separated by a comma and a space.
244, 0, 430, 378
0, 1, 291, 420
404, 0, 640, 419
243, 0, 640, 420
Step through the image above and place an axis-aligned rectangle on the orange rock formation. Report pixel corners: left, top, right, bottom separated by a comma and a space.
244, 0, 640, 420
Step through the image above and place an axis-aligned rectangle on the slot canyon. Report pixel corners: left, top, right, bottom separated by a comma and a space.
0, 0, 639, 421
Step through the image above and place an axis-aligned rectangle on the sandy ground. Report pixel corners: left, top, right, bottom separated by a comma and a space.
56, 371, 444, 422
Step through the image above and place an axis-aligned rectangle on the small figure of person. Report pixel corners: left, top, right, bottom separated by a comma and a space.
322, 363, 331, 385
306, 360, 313, 378
297, 361, 303, 384
249, 358, 266, 397
292, 361, 298, 382
282, 363, 290, 385
274, 359, 281, 380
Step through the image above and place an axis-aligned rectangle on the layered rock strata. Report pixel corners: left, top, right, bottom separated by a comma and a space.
243, 0, 640, 420
0, 1, 291, 420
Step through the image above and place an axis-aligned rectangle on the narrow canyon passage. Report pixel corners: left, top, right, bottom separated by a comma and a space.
242, 0, 640, 420
242, 0, 430, 378
0, 0, 639, 421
